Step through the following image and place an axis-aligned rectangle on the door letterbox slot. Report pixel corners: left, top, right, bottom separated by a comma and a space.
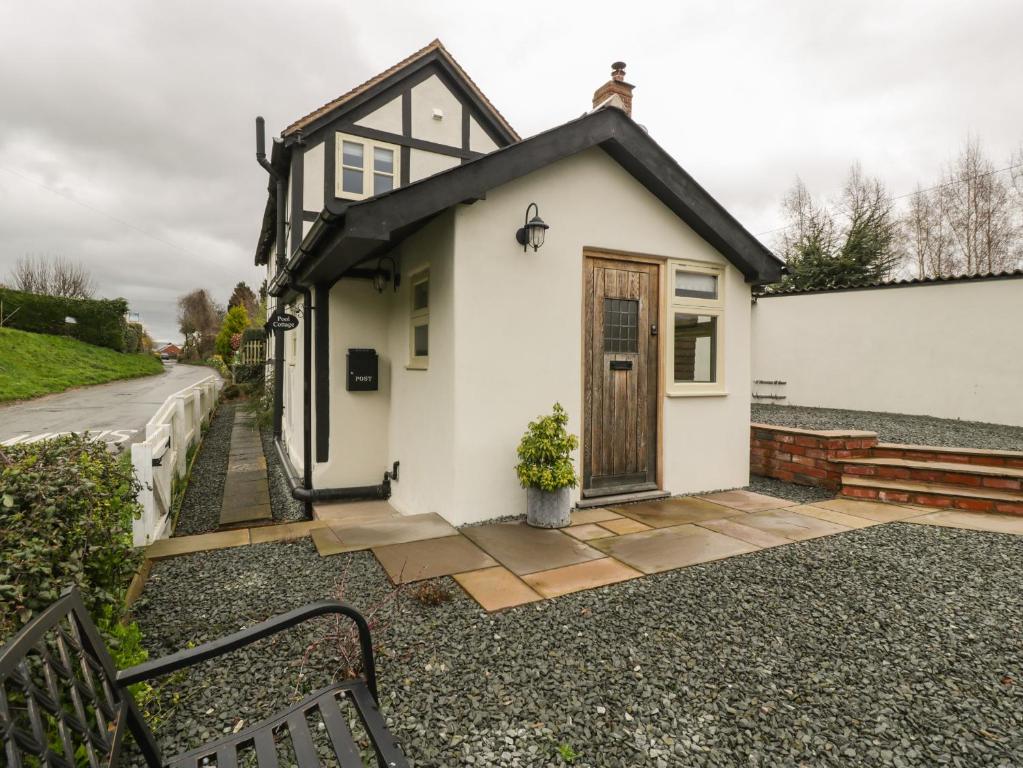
609, 360, 633, 371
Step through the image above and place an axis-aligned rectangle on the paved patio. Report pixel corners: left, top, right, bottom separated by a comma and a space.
147, 490, 1023, 611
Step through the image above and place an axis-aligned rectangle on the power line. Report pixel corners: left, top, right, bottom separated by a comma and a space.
754, 161, 1023, 238
0, 164, 203, 260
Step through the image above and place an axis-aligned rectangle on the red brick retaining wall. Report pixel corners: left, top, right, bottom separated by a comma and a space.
750, 423, 878, 490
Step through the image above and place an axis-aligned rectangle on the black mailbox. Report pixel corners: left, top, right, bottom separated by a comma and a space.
347, 348, 378, 391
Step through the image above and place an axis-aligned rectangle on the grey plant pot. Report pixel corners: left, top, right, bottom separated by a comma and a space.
526, 486, 572, 528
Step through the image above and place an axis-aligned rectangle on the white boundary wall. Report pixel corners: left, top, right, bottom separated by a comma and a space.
751, 277, 1023, 427
130, 375, 221, 546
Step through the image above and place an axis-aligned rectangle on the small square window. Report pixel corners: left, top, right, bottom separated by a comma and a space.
373, 147, 394, 173
412, 278, 429, 312
342, 167, 363, 194
413, 323, 429, 357
342, 141, 363, 167
675, 271, 718, 300
673, 313, 716, 383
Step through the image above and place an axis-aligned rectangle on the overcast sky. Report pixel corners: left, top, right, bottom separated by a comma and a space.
1, 0, 1020, 341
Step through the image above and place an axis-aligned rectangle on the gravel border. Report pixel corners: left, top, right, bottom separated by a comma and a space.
135, 525, 1023, 767
752, 404, 1023, 452
260, 425, 305, 524
171, 402, 236, 537
746, 475, 835, 504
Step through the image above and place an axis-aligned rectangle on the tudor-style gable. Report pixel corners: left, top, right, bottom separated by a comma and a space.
255, 40, 516, 266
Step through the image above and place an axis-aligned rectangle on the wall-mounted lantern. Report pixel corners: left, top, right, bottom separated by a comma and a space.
515, 202, 549, 252
373, 255, 400, 293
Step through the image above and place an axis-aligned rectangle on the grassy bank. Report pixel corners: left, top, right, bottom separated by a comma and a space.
0, 327, 164, 402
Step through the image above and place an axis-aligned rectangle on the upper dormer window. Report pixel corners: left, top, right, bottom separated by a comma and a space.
336, 132, 400, 201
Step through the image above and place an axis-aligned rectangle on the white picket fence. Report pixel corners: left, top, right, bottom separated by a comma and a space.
130, 375, 221, 546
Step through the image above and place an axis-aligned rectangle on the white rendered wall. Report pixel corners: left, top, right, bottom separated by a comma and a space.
409, 149, 461, 183
410, 74, 462, 146
752, 279, 1023, 427
303, 142, 325, 213
354, 96, 403, 134
443, 148, 752, 525
281, 300, 305, 470
313, 281, 391, 487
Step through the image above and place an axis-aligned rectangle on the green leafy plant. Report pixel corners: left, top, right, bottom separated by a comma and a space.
556, 743, 581, 763
215, 305, 250, 359
515, 403, 579, 492
0, 287, 129, 350
0, 434, 143, 642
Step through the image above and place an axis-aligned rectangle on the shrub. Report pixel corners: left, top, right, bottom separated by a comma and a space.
515, 403, 579, 492
233, 362, 265, 384
0, 435, 143, 643
222, 384, 240, 400
0, 287, 128, 351
215, 305, 250, 359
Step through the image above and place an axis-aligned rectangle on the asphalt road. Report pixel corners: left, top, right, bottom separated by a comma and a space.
0, 362, 221, 449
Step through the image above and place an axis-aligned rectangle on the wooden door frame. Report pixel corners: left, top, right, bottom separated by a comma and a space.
580, 247, 665, 493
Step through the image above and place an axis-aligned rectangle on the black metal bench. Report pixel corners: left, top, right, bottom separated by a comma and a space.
0, 588, 410, 767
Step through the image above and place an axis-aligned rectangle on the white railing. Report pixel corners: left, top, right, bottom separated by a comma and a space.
130, 375, 222, 546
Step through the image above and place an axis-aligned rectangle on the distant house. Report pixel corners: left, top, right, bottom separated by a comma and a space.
156, 343, 181, 359
253, 40, 782, 525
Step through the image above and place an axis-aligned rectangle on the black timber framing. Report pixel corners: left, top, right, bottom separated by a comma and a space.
289, 152, 304, 257
314, 283, 330, 462
276, 108, 783, 301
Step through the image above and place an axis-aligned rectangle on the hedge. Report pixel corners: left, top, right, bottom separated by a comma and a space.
0, 287, 129, 351
0, 435, 143, 651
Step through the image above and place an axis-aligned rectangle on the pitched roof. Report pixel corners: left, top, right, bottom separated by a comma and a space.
756, 268, 1023, 297
276, 107, 783, 295
281, 39, 519, 141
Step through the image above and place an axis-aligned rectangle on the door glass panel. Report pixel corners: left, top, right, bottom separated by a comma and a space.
675, 271, 718, 300
673, 313, 716, 382
603, 298, 639, 353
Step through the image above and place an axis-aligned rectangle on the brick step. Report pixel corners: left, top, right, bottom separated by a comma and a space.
840, 475, 1023, 515
841, 457, 1023, 491
871, 443, 1023, 469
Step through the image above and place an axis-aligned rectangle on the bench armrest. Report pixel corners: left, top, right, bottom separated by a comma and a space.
116, 600, 378, 700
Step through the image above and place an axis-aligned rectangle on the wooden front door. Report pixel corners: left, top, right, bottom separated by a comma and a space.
583, 255, 660, 496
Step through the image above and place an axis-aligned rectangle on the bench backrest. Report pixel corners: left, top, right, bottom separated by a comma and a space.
0, 589, 162, 768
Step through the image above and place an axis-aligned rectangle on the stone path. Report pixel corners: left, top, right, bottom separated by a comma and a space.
146, 489, 1023, 612
218, 410, 272, 528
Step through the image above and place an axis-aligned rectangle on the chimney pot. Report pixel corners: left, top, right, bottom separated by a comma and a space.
593, 60, 635, 117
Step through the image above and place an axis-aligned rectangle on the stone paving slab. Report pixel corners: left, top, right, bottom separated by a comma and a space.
453, 566, 542, 611
249, 520, 329, 544
564, 523, 615, 541
814, 498, 927, 522
148, 529, 250, 559
373, 535, 498, 584
739, 509, 851, 541
698, 490, 799, 513
612, 496, 743, 527
521, 558, 642, 598
570, 508, 622, 525
227, 457, 267, 473
906, 510, 1023, 535
590, 524, 759, 574
311, 526, 347, 556
462, 522, 605, 575
791, 504, 882, 530
226, 469, 267, 485
315, 500, 398, 523
696, 517, 792, 549
220, 502, 272, 527
330, 513, 457, 552
598, 517, 652, 535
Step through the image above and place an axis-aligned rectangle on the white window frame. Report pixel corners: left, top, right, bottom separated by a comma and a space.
666, 259, 725, 396
407, 267, 429, 370
335, 132, 400, 201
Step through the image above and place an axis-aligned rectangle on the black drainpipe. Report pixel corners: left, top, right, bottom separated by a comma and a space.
301, 288, 314, 518
255, 116, 286, 438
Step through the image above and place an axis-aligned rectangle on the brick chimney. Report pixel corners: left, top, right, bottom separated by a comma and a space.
592, 61, 634, 117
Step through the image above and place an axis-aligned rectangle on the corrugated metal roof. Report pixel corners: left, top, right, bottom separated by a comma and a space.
756, 268, 1023, 297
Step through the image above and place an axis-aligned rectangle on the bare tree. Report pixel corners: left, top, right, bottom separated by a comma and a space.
936, 137, 1018, 275
903, 184, 956, 279
9, 254, 95, 298
177, 288, 222, 359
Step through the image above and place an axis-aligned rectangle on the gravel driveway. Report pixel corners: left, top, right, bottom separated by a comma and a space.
752, 404, 1023, 452
132, 525, 1023, 767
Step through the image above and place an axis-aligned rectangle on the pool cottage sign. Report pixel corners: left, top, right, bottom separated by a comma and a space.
268, 310, 299, 331
252, 40, 783, 526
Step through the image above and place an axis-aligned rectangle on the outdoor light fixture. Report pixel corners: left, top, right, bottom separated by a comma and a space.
373, 255, 400, 293
515, 202, 549, 252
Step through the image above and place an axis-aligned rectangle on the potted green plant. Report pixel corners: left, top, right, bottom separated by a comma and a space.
515, 403, 579, 528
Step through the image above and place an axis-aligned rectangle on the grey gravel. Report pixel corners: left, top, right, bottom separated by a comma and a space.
260, 424, 304, 523
172, 402, 236, 537
753, 404, 1023, 452
133, 525, 1023, 767
746, 475, 835, 504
